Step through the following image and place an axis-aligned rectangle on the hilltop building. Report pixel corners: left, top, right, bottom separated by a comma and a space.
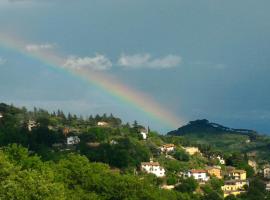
97, 121, 109, 127
139, 129, 148, 140
141, 161, 165, 177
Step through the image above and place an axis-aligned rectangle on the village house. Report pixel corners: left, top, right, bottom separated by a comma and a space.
222, 180, 248, 197
160, 144, 175, 153
141, 161, 165, 177
217, 155, 226, 165
206, 166, 222, 179
67, 136, 80, 145
28, 120, 38, 131
97, 121, 109, 127
248, 160, 257, 173
228, 169, 247, 180
264, 165, 270, 179
186, 169, 210, 182
0, 113, 3, 118
183, 146, 201, 155
266, 182, 270, 191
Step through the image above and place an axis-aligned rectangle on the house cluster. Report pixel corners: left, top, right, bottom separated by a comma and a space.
222, 168, 248, 197
139, 143, 251, 198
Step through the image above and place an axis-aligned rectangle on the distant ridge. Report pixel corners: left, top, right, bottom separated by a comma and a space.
167, 119, 258, 138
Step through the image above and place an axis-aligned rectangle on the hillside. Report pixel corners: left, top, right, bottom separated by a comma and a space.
0, 103, 270, 200
167, 119, 270, 162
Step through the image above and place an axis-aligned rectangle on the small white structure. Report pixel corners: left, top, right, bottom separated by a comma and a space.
264, 166, 270, 179
141, 161, 165, 177
161, 185, 175, 190
140, 131, 148, 140
160, 144, 175, 153
217, 155, 226, 165
28, 120, 38, 131
266, 182, 270, 191
186, 169, 209, 182
0, 113, 3, 118
110, 140, 118, 145
97, 121, 109, 127
67, 136, 80, 145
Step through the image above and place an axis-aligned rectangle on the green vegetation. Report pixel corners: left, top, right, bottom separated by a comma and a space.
0, 103, 270, 200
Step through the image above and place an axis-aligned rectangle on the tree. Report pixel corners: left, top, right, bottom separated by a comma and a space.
175, 177, 198, 193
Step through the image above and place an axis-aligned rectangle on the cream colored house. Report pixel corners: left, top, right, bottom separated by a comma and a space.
183, 147, 200, 155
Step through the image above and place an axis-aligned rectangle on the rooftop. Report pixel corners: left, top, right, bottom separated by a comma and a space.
141, 162, 160, 166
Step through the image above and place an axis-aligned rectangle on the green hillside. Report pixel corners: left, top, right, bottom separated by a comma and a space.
168, 119, 270, 163
0, 103, 270, 200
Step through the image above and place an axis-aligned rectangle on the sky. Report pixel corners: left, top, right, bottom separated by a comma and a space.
0, 0, 270, 134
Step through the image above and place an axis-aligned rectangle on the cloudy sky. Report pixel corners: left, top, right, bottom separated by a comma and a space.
0, 0, 270, 134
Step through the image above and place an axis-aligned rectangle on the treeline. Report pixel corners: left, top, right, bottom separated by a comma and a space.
0, 144, 188, 200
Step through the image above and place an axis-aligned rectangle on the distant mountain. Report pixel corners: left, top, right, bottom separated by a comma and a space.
168, 119, 258, 138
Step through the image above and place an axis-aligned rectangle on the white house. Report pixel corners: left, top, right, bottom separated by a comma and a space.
217, 155, 226, 165
186, 169, 209, 182
67, 136, 80, 145
141, 161, 165, 177
0, 113, 3, 118
97, 121, 109, 127
160, 144, 175, 153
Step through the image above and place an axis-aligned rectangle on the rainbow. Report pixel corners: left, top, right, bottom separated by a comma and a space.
0, 32, 184, 129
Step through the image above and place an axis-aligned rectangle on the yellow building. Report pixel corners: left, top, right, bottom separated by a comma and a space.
222, 180, 248, 197
183, 147, 200, 155
229, 169, 246, 180
206, 166, 222, 179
